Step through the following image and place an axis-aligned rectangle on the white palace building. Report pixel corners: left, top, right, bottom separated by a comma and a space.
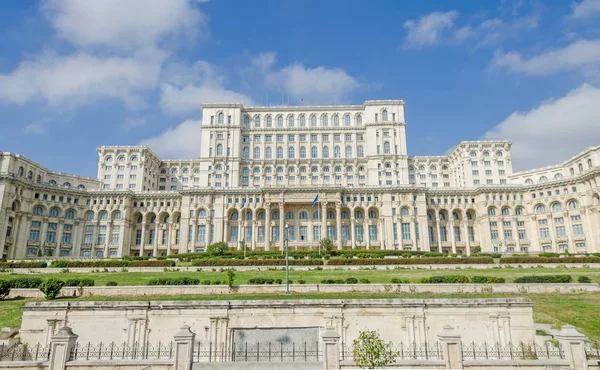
1, 100, 600, 259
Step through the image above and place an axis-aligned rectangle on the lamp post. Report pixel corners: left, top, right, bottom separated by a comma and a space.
285, 223, 290, 295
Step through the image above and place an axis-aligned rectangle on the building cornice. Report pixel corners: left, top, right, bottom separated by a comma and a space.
202, 100, 406, 112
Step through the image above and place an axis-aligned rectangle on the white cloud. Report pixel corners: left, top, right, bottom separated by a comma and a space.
492, 39, 600, 76
140, 119, 202, 159
24, 123, 44, 135
0, 50, 164, 108
122, 117, 147, 131
264, 63, 359, 105
404, 11, 458, 46
483, 84, 600, 171
44, 0, 205, 49
571, 0, 600, 19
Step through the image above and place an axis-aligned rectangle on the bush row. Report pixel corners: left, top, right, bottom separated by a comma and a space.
321, 278, 371, 284
50, 260, 175, 268
191, 259, 324, 266
500, 256, 600, 264
0, 261, 47, 268
415, 275, 506, 284
148, 277, 200, 285
64, 279, 95, 287
513, 275, 573, 283
327, 257, 494, 265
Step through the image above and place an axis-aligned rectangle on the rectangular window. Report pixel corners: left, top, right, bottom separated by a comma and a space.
555, 226, 566, 238
539, 227, 550, 239
230, 226, 238, 242
272, 226, 280, 242
245, 226, 253, 242
97, 232, 106, 245
299, 226, 308, 241
468, 226, 475, 242
393, 223, 398, 241
197, 225, 206, 242
440, 227, 447, 242
368, 225, 378, 241
29, 230, 40, 241
402, 223, 411, 240
287, 226, 295, 241
490, 229, 499, 240
257, 226, 265, 242
62, 232, 72, 243
454, 226, 461, 242
355, 225, 364, 242
313, 226, 321, 241
518, 229, 527, 240
504, 229, 513, 240
148, 229, 155, 244
112, 232, 120, 244
135, 230, 142, 245
572, 224, 584, 236
327, 225, 336, 240
46, 231, 56, 242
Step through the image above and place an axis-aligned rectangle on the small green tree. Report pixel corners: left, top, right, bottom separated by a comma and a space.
319, 238, 335, 253
0, 280, 11, 300
207, 242, 228, 256
352, 329, 397, 369
226, 269, 236, 287
40, 279, 65, 300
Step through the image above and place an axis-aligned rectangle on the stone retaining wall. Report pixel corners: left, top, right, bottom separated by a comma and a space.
4, 263, 600, 274
8, 283, 599, 299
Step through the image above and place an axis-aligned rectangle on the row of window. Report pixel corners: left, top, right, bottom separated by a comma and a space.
240, 113, 365, 128
104, 155, 139, 163
486, 200, 580, 216
229, 209, 378, 221
240, 133, 364, 143
227, 224, 379, 243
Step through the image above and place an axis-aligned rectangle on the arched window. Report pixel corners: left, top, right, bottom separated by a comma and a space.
78, 184, 86, 189
254, 115, 261, 128
288, 116, 294, 127
309, 115, 316, 127
357, 146, 364, 158
355, 210, 364, 219
299, 211, 308, 219
50, 179, 57, 185
17, 167, 24, 177
113, 211, 121, 220
300, 147, 306, 158
33, 206, 43, 216
171, 168, 178, 174
496, 150, 503, 157
539, 176, 548, 182
341, 211, 349, 219
551, 203, 562, 212
86, 211, 94, 220
36, 174, 42, 183
535, 205, 546, 214
467, 212, 473, 220
356, 114, 362, 126
452, 212, 459, 220
587, 158, 593, 168
244, 115, 250, 128
27, 170, 33, 179
311, 146, 318, 159
311, 166, 318, 173
118, 156, 126, 162
63, 182, 71, 188
334, 146, 341, 158
401, 207, 410, 216
368, 210, 377, 219
335, 166, 342, 172
501, 207, 510, 216
266, 116, 272, 127
310, 211, 318, 219
381, 109, 388, 121
344, 114, 351, 126
217, 112, 224, 124
50, 208, 60, 217
242, 147, 250, 159
439, 212, 446, 221
288, 147, 295, 159
254, 147, 261, 159
245, 212, 252, 221
272, 211, 280, 220
137, 215, 143, 223
198, 209, 207, 218
483, 151, 490, 157
567, 200, 579, 209
299, 115, 306, 127
230, 212, 239, 221
554, 173, 563, 180
65, 210, 75, 219
321, 115, 328, 127
216, 144, 223, 156
277, 116, 283, 127
322, 146, 329, 158
286, 211, 294, 219
150, 215, 157, 223
325, 210, 334, 219
525, 178, 533, 184
277, 146, 284, 159
345, 146, 353, 158
323, 166, 330, 173
265, 147, 272, 159
515, 207, 524, 215
488, 207, 496, 216
258, 211, 265, 220
384, 142, 390, 154
333, 114, 339, 126
99, 211, 109, 220
470, 151, 477, 158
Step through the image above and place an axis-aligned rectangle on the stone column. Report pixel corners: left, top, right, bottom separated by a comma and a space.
153, 223, 159, 257
449, 222, 457, 254
437, 325, 463, 370
173, 325, 196, 370
350, 217, 356, 249
321, 202, 327, 242
335, 203, 342, 250
463, 220, 471, 255
364, 218, 370, 249
435, 210, 442, 253
48, 326, 78, 370
140, 223, 146, 257
264, 204, 271, 251
191, 220, 197, 252
279, 203, 285, 251
556, 324, 589, 370
321, 327, 340, 370
104, 222, 112, 258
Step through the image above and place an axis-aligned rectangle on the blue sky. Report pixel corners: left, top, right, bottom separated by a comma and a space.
1, 0, 600, 177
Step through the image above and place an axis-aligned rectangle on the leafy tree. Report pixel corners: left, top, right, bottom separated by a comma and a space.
40, 279, 65, 300
319, 238, 335, 253
470, 245, 482, 254
352, 329, 397, 369
207, 242, 228, 256
226, 269, 236, 287
0, 280, 11, 300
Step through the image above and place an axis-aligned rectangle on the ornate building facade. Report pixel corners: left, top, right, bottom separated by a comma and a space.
1, 100, 600, 259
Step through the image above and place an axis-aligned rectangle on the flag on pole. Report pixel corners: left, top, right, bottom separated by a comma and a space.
312, 194, 319, 207
282, 201, 285, 210
241, 197, 246, 209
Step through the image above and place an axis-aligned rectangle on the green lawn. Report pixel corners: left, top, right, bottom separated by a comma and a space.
1, 292, 599, 342
1, 266, 599, 285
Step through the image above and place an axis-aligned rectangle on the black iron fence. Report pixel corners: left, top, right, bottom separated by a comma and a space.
193, 341, 321, 363
0, 343, 51, 362
69, 341, 174, 361
341, 341, 444, 361
460, 341, 564, 360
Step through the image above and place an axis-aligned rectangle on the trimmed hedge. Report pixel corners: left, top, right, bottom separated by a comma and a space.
9, 277, 43, 289
0, 261, 47, 268
471, 276, 506, 284
500, 256, 600, 264
64, 278, 95, 287
418, 275, 470, 284
0, 280, 10, 299
248, 278, 275, 284
391, 278, 410, 284
327, 257, 493, 265
513, 275, 573, 283
148, 277, 200, 286
50, 260, 175, 268
191, 259, 323, 266
106, 281, 118, 286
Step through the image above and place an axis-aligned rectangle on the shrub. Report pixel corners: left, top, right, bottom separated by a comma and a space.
298, 279, 306, 284
538, 253, 560, 258
206, 242, 229, 256
212, 280, 221, 285
471, 276, 506, 284
345, 277, 358, 284
226, 269, 236, 287
40, 279, 65, 300
49, 260, 175, 268
319, 238, 335, 253
191, 259, 323, 266
513, 275, 572, 283
391, 278, 410, 284
275, 278, 283, 284
320, 279, 343, 284
0, 280, 11, 300
352, 329, 397, 369
359, 278, 370, 284
419, 275, 470, 284
500, 257, 600, 264
577, 276, 592, 283
0, 261, 47, 268
201, 280, 211, 285
9, 277, 43, 289
148, 277, 200, 285
106, 281, 118, 286
327, 257, 493, 266
64, 279, 81, 287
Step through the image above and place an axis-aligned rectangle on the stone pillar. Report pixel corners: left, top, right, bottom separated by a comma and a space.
153, 223, 159, 257
335, 203, 342, 250
140, 223, 146, 256
435, 210, 442, 253
279, 203, 285, 251
321, 327, 340, 370
191, 220, 197, 251
350, 218, 356, 249
437, 325, 463, 370
264, 204, 271, 251
321, 202, 327, 242
48, 326, 78, 370
556, 324, 589, 370
173, 325, 196, 370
